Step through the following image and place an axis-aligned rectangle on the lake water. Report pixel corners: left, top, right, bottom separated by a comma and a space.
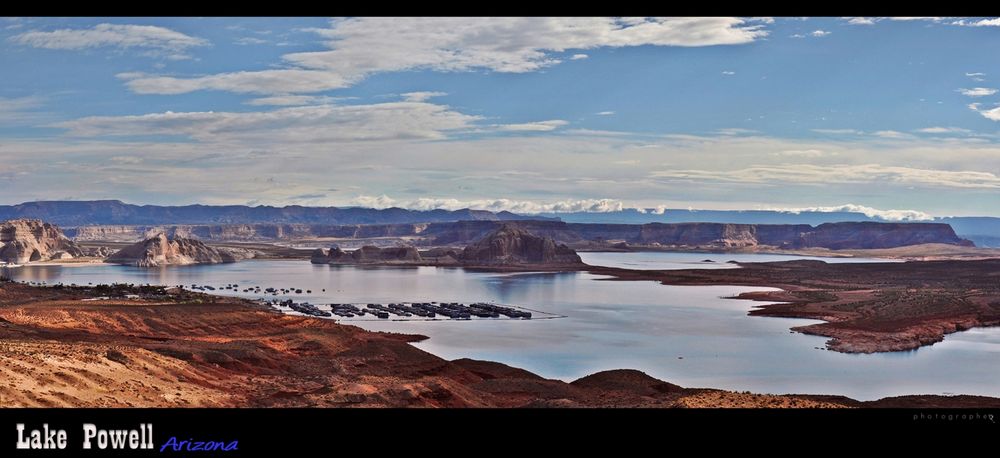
579, 251, 904, 270
7, 253, 999, 401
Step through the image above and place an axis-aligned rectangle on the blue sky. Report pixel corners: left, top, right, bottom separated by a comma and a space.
1, 17, 999, 218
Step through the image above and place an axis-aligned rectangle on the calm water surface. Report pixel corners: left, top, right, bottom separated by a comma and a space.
7, 253, 997, 400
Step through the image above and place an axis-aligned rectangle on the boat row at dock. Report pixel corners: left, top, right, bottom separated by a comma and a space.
268, 299, 532, 320
189, 284, 317, 295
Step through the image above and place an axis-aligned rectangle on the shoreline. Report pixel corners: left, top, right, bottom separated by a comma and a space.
1, 280, 998, 407
587, 259, 1000, 354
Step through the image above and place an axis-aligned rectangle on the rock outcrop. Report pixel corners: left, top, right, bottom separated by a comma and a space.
790, 222, 974, 250
310, 226, 583, 267
459, 224, 583, 265
106, 233, 254, 267
311, 245, 422, 265
0, 219, 85, 263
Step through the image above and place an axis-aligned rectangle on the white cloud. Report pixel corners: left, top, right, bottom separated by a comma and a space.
109, 155, 143, 164
121, 17, 768, 95
969, 103, 1000, 122
351, 195, 629, 213
400, 91, 447, 102
0, 96, 44, 120
651, 164, 1000, 189
958, 87, 998, 97
595, 111, 615, 116
771, 149, 825, 157
966, 72, 987, 82
765, 204, 933, 221
245, 95, 337, 106
889, 17, 947, 22
844, 17, 878, 25
951, 18, 1000, 27
55, 102, 481, 143
915, 126, 971, 134
873, 130, 909, 138
10, 23, 207, 59
570, 53, 588, 60
721, 70, 735, 75
716, 127, 758, 136
497, 120, 569, 132
812, 128, 863, 135
791, 30, 831, 38
118, 69, 350, 95
234, 37, 267, 45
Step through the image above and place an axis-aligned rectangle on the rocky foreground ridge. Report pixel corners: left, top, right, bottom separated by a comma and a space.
69, 220, 973, 250
105, 233, 256, 267
0, 219, 85, 263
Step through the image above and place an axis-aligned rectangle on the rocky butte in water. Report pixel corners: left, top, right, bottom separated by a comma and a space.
0, 219, 85, 263
458, 224, 583, 265
310, 245, 424, 265
106, 233, 255, 267
311, 224, 583, 267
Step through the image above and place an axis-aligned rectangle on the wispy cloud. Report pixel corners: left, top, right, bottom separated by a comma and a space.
651, 164, 1000, 189
968, 103, 1000, 121
771, 149, 825, 157
791, 30, 830, 38
245, 95, 338, 106
721, 70, 735, 75
234, 37, 267, 46
811, 128, 863, 135
497, 120, 569, 132
0, 96, 46, 123
958, 87, 998, 97
966, 72, 987, 82
595, 111, 615, 116
570, 53, 588, 60
55, 102, 481, 143
118, 17, 769, 95
951, 18, 1000, 27
915, 126, 971, 134
400, 91, 447, 102
10, 23, 207, 59
843, 17, 878, 25
873, 130, 910, 139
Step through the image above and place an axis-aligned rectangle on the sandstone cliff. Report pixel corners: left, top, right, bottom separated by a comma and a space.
106, 233, 254, 267
791, 222, 973, 250
0, 219, 85, 263
459, 224, 583, 265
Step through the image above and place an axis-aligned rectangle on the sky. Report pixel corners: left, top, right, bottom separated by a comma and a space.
1, 17, 1000, 218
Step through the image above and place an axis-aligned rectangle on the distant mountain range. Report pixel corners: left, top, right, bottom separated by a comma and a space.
2, 201, 998, 247
0, 200, 554, 226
